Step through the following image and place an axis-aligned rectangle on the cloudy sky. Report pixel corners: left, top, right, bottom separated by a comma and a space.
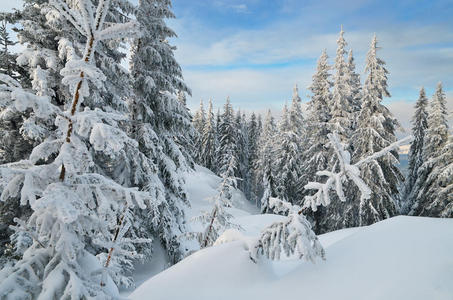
3, 0, 453, 131
166, 0, 453, 131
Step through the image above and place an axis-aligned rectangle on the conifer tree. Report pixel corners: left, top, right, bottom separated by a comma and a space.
192, 99, 205, 164
129, 0, 194, 262
256, 110, 277, 212
200, 99, 217, 172
401, 87, 428, 212
351, 34, 401, 226
218, 98, 238, 176
305, 50, 332, 190
329, 26, 353, 143
247, 112, 259, 203
274, 86, 306, 206
0, 0, 147, 296
235, 111, 251, 198
0, 0, 136, 260
193, 99, 205, 134
409, 83, 451, 217
193, 156, 239, 248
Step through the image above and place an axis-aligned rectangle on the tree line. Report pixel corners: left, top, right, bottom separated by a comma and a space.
192, 28, 453, 234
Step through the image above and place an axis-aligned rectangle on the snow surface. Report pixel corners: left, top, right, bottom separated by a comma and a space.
128, 166, 453, 300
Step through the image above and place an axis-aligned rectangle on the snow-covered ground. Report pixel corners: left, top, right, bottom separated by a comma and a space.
127, 166, 453, 300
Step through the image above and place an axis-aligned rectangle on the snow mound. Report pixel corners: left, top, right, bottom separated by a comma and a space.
130, 216, 453, 300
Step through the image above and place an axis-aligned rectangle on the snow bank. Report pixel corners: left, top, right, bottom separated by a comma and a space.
130, 216, 453, 300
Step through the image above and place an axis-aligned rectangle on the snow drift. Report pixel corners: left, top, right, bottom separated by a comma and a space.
130, 216, 453, 300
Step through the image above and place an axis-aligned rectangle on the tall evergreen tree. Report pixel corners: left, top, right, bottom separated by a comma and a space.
0, 0, 136, 258
0, 0, 148, 296
274, 86, 306, 205
256, 110, 277, 212
247, 112, 259, 203
192, 99, 205, 164
351, 34, 401, 226
329, 26, 353, 143
305, 50, 332, 189
200, 99, 217, 172
218, 98, 238, 177
401, 87, 428, 213
409, 83, 451, 217
193, 99, 205, 135
235, 111, 251, 198
129, 0, 194, 262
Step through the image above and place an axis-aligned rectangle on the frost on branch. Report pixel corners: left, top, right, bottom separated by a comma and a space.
251, 198, 325, 263
303, 132, 413, 212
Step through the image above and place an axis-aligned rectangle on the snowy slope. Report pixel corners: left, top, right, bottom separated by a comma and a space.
120, 165, 258, 296
130, 216, 453, 300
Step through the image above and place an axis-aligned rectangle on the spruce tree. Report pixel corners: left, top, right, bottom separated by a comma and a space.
256, 110, 277, 212
409, 83, 451, 217
305, 50, 332, 190
329, 26, 353, 143
235, 111, 251, 198
129, 0, 194, 262
200, 99, 217, 172
247, 112, 259, 203
274, 86, 306, 206
218, 97, 238, 177
351, 34, 401, 226
0, 0, 148, 296
192, 99, 205, 164
0, 0, 136, 259
401, 87, 428, 213
193, 99, 206, 135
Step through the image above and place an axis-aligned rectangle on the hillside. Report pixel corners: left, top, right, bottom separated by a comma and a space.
128, 167, 453, 300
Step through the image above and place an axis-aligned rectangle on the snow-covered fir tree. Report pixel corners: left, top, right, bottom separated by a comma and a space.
351, 34, 402, 226
0, 0, 149, 296
200, 98, 217, 172
0, 0, 136, 261
256, 110, 277, 212
192, 99, 205, 163
217, 97, 238, 177
235, 111, 251, 199
303, 50, 333, 231
192, 156, 239, 248
409, 82, 451, 217
247, 112, 259, 204
129, 0, 194, 263
329, 26, 354, 143
401, 87, 428, 212
305, 49, 332, 192
274, 86, 306, 206
193, 99, 206, 135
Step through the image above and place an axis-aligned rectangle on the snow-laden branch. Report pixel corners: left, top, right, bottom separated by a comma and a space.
303, 132, 414, 212
355, 135, 414, 167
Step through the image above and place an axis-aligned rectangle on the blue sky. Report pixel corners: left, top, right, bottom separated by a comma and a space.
3, 0, 453, 130
165, 0, 453, 130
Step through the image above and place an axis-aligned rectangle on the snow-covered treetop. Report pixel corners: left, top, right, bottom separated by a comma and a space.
364, 34, 390, 100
